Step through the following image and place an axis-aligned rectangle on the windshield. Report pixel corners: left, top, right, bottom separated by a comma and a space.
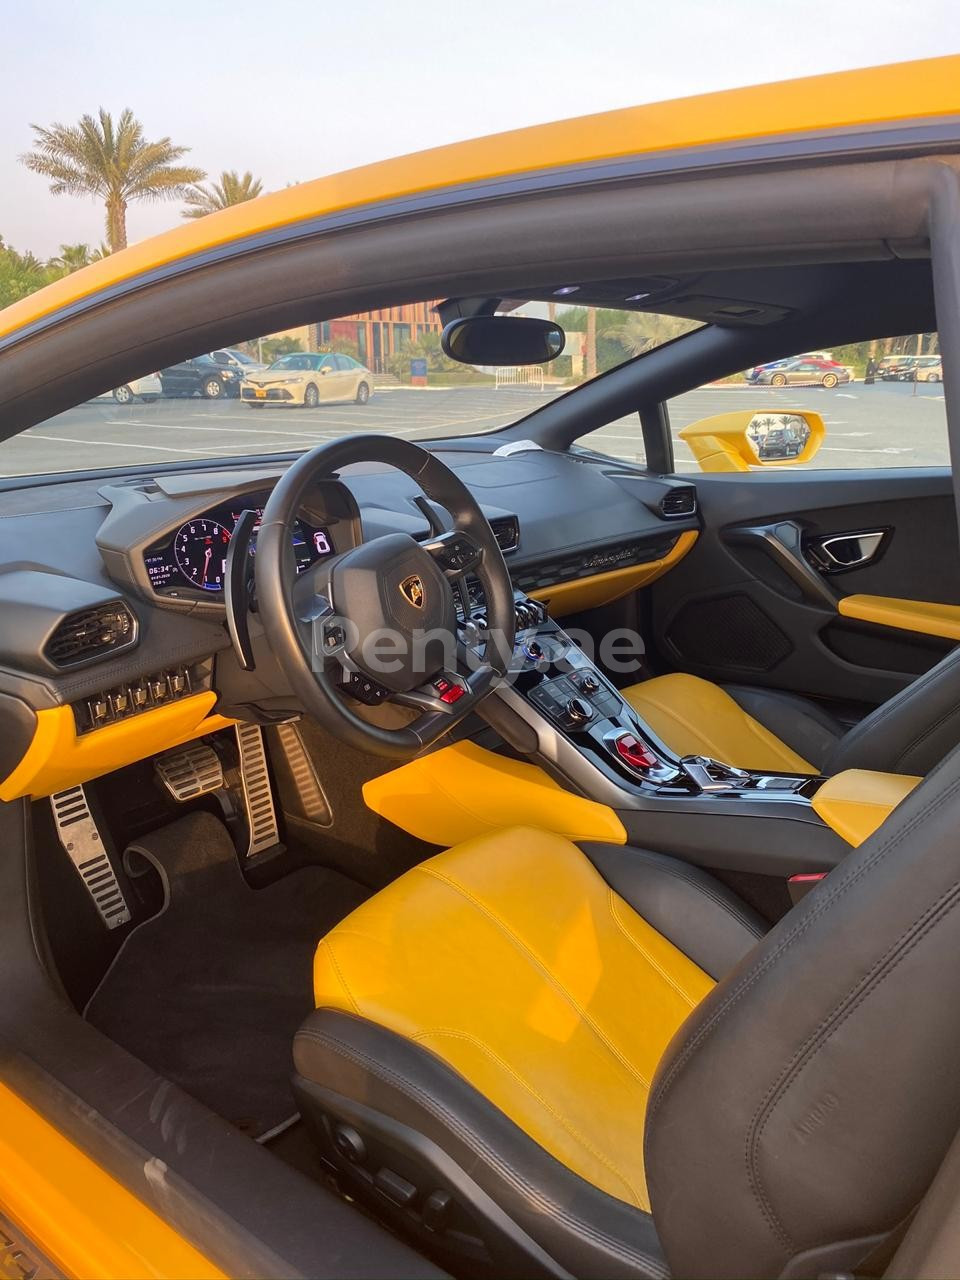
0, 303, 700, 478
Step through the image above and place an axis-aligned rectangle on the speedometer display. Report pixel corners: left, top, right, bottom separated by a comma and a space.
143, 488, 337, 598
174, 519, 231, 591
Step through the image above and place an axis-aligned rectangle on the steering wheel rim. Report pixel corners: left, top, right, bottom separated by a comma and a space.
254, 434, 515, 759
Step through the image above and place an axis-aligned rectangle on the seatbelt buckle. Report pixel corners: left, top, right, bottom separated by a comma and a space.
788, 872, 827, 905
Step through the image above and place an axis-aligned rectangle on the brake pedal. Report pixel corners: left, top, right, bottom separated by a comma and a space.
236, 722, 281, 857
155, 743, 224, 802
50, 786, 131, 929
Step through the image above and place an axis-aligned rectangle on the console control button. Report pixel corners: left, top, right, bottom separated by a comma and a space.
614, 733, 659, 771
564, 696, 594, 727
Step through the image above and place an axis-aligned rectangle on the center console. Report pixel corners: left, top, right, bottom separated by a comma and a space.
474, 590, 821, 804
467, 590, 843, 876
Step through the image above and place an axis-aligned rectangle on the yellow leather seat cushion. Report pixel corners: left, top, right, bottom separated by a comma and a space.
622, 672, 817, 774
314, 826, 714, 1212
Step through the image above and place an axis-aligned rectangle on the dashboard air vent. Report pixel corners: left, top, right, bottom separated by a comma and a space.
660, 486, 698, 518
45, 601, 137, 669
490, 515, 520, 553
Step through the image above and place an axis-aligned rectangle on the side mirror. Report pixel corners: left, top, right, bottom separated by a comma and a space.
679, 410, 825, 472
320, 366, 330, 375
441, 315, 565, 366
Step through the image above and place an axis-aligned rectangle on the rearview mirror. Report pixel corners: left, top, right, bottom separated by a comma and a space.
441, 315, 565, 366
679, 410, 825, 472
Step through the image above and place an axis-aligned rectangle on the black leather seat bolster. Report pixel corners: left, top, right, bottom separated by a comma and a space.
723, 685, 845, 772
579, 843, 767, 981
823, 644, 960, 776
294, 1009, 669, 1280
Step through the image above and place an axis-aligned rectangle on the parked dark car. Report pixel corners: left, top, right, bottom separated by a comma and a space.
158, 354, 241, 399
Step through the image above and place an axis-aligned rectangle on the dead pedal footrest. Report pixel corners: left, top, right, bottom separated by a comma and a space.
236, 722, 281, 857
155, 743, 225, 802
50, 786, 131, 929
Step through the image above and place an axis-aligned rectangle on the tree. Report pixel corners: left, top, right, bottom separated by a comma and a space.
182, 170, 264, 219
47, 243, 93, 272
260, 335, 304, 364
21, 109, 204, 252
0, 238, 60, 308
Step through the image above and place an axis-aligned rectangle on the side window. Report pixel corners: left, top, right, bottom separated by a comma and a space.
335, 354, 354, 371
320, 355, 338, 371
211, 351, 230, 365
668, 333, 947, 473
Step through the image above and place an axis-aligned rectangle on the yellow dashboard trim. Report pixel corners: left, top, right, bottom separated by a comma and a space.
0, 694, 235, 802
838, 594, 960, 642
531, 530, 698, 617
363, 740, 627, 847
811, 768, 922, 847
0, 1080, 225, 1279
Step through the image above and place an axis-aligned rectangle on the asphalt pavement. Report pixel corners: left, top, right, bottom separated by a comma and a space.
0, 380, 947, 478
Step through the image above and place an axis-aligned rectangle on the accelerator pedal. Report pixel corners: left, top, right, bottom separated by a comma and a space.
236, 722, 281, 857
50, 786, 131, 929
274, 721, 332, 825
155, 743, 224, 802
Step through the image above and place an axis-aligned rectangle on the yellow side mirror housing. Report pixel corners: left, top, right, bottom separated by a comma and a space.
678, 409, 825, 472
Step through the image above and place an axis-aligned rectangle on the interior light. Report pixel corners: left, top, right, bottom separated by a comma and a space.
553, 285, 580, 296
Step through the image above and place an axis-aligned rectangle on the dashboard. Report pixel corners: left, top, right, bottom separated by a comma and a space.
0, 449, 699, 751
142, 490, 336, 600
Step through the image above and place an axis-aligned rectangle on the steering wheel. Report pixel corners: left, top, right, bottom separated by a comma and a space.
254, 435, 516, 759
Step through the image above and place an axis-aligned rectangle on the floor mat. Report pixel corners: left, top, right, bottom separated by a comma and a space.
85, 810, 367, 1137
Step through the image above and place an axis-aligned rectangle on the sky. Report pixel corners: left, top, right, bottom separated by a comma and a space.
2, 0, 959, 260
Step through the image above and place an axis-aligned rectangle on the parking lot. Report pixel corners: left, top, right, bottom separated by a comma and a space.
0, 379, 947, 477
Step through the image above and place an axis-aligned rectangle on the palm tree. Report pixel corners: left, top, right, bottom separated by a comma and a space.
48, 243, 94, 272
21, 108, 205, 252
182, 170, 264, 219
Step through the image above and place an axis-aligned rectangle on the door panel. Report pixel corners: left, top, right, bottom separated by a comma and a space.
649, 468, 959, 710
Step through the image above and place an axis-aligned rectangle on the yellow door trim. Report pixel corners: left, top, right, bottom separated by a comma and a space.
838, 594, 960, 642
531, 530, 698, 617
363, 741, 627, 846
0, 1081, 225, 1280
0, 695, 235, 802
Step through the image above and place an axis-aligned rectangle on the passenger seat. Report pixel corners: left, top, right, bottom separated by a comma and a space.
622, 646, 960, 776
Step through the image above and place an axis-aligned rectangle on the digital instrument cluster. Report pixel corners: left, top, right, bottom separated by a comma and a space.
143, 491, 335, 598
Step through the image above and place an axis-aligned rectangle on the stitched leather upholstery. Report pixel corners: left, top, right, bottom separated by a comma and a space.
296, 827, 762, 1277
621, 673, 821, 772
298, 758, 960, 1276
308, 827, 715, 1211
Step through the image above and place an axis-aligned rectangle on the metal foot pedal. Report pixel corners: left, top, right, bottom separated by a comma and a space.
274, 722, 332, 825
155, 743, 224, 802
236, 722, 281, 857
50, 786, 131, 929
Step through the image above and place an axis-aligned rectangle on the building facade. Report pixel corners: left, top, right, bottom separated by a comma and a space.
313, 302, 442, 373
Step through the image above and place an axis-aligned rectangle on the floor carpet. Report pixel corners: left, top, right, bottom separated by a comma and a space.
85, 810, 367, 1137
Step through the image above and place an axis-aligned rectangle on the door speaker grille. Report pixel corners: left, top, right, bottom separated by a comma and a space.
665, 594, 792, 672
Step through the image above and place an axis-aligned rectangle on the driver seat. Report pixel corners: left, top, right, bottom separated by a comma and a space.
294, 755, 960, 1278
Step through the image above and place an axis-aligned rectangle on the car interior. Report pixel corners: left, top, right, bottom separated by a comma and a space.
3, 142, 960, 1280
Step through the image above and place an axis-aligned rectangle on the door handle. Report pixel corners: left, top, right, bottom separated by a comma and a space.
806, 530, 889, 574
726, 521, 838, 608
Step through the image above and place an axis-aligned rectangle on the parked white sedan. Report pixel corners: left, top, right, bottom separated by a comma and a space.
112, 373, 162, 404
